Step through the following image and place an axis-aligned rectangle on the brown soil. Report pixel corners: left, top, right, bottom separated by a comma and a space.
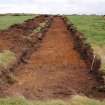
0, 15, 52, 90
0, 15, 51, 72
0, 16, 105, 100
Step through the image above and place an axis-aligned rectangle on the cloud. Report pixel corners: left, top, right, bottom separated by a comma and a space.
0, 0, 105, 14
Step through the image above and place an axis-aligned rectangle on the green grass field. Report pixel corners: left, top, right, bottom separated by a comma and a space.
0, 15, 35, 30
0, 95, 105, 105
67, 15, 105, 73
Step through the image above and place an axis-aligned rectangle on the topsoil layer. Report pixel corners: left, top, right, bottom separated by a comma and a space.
0, 16, 105, 100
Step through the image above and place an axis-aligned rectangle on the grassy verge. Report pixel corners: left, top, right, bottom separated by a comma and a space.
0, 95, 105, 105
0, 15, 35, 30
67, 15, 105, 74
0, 50, 16, 69
0, 50, 16, 84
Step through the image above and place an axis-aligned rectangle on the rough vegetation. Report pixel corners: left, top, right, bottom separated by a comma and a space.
0, 50, 16, 69
0, 95, 105, 105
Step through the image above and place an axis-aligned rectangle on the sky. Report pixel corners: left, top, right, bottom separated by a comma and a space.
0, 0, 105, 15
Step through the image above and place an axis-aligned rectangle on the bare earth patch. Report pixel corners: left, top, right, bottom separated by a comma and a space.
0, 16, 104, 100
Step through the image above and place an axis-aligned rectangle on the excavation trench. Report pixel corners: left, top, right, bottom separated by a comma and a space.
0, 16, 105, 100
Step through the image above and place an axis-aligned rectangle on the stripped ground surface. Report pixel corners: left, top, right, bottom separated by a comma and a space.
0, 15, 50, 69
0, 16, 105, 100
0, 15, 52, 92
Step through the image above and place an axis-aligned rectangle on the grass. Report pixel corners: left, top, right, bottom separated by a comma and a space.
67, 15, 105, 73
0, 95, 105, 105
0, 97, 30, 105
0, 15, 35, 30
0, 50, 16, 69
67, 15, 105, 46
69, 95, 105, 105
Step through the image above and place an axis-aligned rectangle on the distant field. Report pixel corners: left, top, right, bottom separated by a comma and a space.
67, 15, 105, 73
0, 15, 35, 30
67, 15, 105, 46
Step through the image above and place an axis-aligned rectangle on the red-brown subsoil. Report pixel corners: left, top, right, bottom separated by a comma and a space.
0, 16, 105, 100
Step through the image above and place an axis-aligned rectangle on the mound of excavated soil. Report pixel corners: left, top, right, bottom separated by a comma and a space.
0, 15, 52, 92
0, 15, 49, 53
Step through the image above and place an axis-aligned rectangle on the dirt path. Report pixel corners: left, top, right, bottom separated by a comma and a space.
3, 16, 104, 100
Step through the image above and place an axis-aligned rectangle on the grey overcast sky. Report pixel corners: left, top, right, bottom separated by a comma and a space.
0, 0, 105, 14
